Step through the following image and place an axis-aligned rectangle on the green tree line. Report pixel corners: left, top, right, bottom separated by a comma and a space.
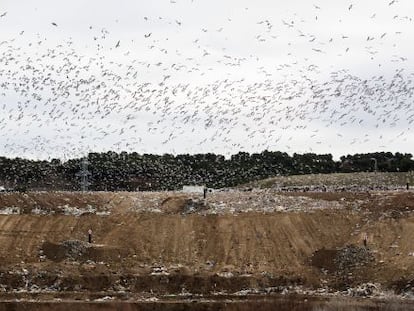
0, 151, 413, 191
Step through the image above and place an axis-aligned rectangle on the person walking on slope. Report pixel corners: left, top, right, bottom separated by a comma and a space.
362, 232, 368, 248
88, 228, 92, 243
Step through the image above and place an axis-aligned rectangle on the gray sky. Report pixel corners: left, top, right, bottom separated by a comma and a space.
0, 0, 413, 160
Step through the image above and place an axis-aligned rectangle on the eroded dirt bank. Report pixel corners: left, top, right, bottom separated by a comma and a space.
0, 190, 413, 303
0, 296, 413, 311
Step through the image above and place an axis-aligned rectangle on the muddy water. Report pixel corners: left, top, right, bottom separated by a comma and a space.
0, 297, 413, 311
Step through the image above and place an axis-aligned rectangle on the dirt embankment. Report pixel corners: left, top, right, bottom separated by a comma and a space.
0, 191, 413, 300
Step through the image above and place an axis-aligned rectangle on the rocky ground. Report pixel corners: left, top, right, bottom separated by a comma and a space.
0, 188, 413, 308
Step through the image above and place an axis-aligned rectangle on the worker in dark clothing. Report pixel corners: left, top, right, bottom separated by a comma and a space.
88, 229, 92, 243
362, 232, 368, 248
203, 187, 207, 199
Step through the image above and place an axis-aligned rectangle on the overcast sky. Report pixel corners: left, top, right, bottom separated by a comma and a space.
0, 0, 413, 160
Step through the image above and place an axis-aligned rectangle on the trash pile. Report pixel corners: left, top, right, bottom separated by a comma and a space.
60, 240, 92, 261
0, 189, 360, 216
334, 245, 374, 271
0, 206, 20, 215
41, 240, 93, 262
203, 190, 344, 214
129, 190, 346, 215
0, 203, 110, 216
347, 283, 380, 297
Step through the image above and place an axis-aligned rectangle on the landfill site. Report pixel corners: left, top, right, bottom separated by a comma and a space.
0, 179, 414, 310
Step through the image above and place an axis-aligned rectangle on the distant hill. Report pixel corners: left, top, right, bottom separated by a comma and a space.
240, 172, 414, 191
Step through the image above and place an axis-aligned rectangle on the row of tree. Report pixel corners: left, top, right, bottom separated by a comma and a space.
0, 151, 413, 191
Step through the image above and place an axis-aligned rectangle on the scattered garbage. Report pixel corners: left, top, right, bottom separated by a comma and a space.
0, 206, 21, 215
335, 245, 374, 271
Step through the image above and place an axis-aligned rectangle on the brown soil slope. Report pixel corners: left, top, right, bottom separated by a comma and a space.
0, 191, 413, 297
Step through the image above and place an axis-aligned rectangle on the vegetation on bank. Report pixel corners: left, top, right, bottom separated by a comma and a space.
0, 151, 413, 191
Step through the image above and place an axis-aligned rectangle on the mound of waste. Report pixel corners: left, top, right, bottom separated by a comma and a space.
311, 245, 374, 274
41, 240, 126, 263
335, 245, 374, 271
160, 196, 207, 214
42, 240, 92, 262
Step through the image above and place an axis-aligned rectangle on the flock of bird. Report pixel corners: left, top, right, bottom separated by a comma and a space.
0, 0, 413, 160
